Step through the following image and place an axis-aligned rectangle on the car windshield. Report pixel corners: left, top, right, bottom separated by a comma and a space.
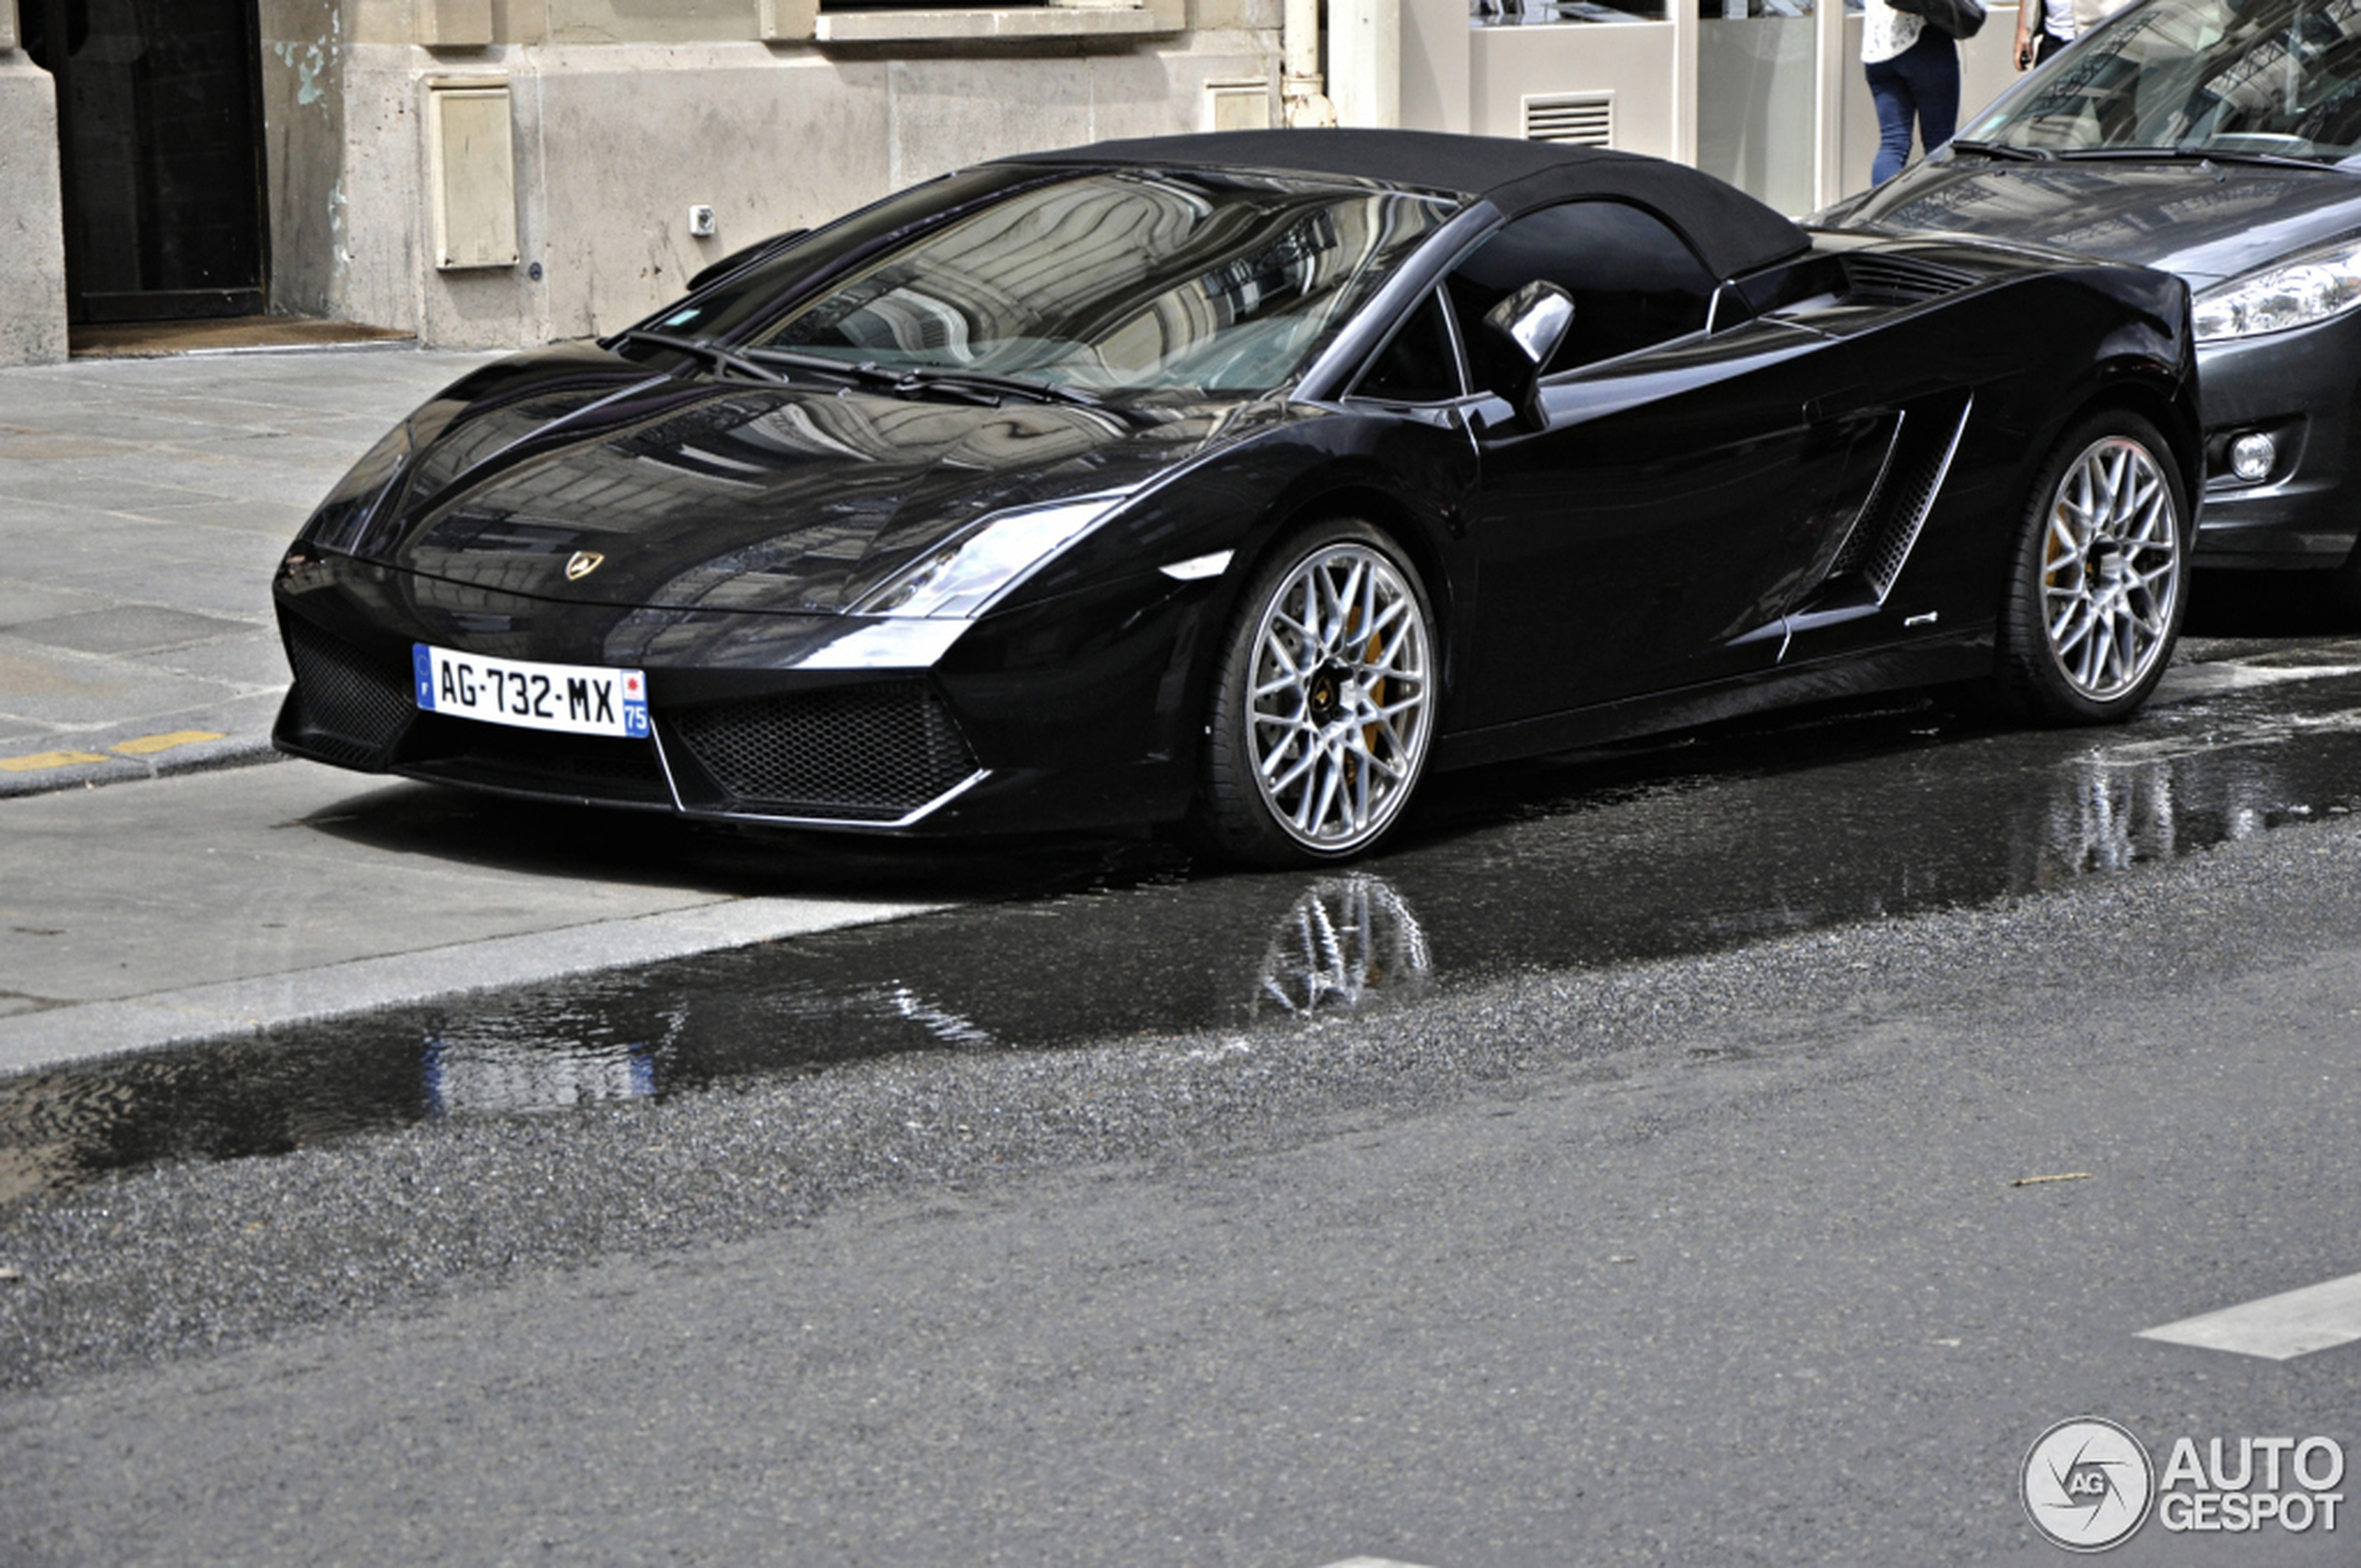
647, 169, 1456, 396
1961, 0, 2361, 160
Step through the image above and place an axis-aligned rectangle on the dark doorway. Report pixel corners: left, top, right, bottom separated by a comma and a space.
21, 0, 269, 323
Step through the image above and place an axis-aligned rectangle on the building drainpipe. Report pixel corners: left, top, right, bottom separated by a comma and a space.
1282, 0, 1339, 126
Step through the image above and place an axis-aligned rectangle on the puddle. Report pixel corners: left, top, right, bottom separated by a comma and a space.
8, 664, 2361, 1202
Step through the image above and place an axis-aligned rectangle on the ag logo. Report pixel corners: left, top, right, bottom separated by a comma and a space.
565, 550, 605, 582
2025, 1417, 2155, 1552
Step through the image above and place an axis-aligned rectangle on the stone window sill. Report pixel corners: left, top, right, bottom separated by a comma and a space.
810, 3, 1183, 42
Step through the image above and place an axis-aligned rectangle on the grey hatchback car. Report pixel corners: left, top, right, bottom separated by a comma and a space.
1820, 0, 2361, 601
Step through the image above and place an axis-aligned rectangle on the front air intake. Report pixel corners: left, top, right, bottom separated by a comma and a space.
281, 616, 416, 766
665, 682, 979, 822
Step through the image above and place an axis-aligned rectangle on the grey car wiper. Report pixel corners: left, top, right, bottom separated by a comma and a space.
1949, 138, 2053, 162
610, 328, 786, 383
2051, 144, 2334, 171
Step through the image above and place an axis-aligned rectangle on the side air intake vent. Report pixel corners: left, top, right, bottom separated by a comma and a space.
1826, 392, 1974, 601
1523, 93, 1614, 148
1840, 253, 1981, 307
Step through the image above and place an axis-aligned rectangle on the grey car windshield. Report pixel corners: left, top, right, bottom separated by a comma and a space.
1962, 0, 2361, 158
719, 170, 1455, 395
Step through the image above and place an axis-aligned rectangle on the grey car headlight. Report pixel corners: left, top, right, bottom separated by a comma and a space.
2194, 235, 2361, 343
853, 494, 1125, 618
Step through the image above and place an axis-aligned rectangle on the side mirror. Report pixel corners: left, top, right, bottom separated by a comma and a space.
1481, 281, 1575, 429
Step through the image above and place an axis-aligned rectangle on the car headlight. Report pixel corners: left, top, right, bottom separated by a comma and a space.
2193, 235, 2361, 343
852, 494, 1124, 618
297, 420, 414, 554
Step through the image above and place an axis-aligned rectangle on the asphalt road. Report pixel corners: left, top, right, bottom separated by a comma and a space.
7, 631, 2361, 1566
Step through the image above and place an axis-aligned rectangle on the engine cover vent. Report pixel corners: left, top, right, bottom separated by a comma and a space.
1840, 252, 1981, 307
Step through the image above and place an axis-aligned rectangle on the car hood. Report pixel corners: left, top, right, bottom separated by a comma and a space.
1819, 155, 2361, 289
373, 360, 1249, 615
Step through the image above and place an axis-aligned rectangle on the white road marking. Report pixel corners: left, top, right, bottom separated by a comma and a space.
2138, 1270, 2361, 1360
1315, 1560, 1437, 1568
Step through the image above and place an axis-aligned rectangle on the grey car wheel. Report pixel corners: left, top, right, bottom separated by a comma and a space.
1200, 522, 1436, 864
1997, 412, 2188, 722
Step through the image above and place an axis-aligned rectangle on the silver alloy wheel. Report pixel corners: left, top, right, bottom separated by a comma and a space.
1245, 541, 1434, 853
2039, 435, 2181, 703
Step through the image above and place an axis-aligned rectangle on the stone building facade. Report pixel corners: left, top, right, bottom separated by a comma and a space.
0, 0, 2023, 367
0, 0, 1286, 363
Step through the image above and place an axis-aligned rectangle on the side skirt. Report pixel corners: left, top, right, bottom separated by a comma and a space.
1430, 629, 1995, 772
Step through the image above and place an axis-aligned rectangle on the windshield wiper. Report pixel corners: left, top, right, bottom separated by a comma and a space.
610, 328, 786, 384
886, 367, 1158, 427
1949, 138, 2053, 162
2051, 144, 2333, 170
736, 346, 904, 388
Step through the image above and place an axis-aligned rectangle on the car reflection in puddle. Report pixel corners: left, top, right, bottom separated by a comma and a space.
1254, 876, 1433, 1020
9, 671, 2361, 1199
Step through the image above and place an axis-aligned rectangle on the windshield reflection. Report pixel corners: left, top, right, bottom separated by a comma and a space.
745, 171, 1454, 395
1969, 0, 2361, 158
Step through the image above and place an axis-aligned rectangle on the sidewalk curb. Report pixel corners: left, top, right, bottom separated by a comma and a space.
0, 734, 283, 800
0, 895, 949, 1078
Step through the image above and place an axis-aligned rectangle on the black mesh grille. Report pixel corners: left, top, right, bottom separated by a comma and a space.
1841, 253, 1980, 307
666, 683, 977, 821
1827, 394, 1972, 599
283, 617, 415, 766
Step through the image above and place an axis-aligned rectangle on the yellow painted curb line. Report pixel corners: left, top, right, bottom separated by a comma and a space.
2, 731, 230, 772
0, 750, 108, 772
111, 730, 226, 757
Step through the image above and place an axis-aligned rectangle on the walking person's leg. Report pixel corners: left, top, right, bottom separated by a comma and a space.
1868, 57, 1919, 183
1898, 31, 1960, 157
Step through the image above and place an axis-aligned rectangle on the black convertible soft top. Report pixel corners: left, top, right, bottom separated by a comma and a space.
1003, 128, 1812, 283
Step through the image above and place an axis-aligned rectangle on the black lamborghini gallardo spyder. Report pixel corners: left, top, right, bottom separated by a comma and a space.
273, 129, 2199, 864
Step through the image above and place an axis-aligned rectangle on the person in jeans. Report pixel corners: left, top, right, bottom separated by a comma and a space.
1865, 0, 1959, 183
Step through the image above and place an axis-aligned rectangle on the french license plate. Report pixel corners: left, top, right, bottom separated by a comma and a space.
413, 644, 649, 738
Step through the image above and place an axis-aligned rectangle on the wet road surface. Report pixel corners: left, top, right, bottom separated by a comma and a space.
11, 635, 2361, 1202
10, 617, 2361, 1565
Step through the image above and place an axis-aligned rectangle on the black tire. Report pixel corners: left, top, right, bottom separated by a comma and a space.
1991, 410, 2190, 724
1195, 520, 1438, 867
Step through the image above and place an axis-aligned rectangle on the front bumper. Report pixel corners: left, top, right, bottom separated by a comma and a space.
270, 554, 1211, 836
2193, 311, 2361, 569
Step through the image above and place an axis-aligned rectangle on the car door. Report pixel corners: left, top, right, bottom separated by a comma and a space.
1456, 201, 1881, 729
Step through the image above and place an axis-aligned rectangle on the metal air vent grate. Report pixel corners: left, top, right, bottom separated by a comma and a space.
1523, 93, 1614, 148
1840, 252, 1982, 307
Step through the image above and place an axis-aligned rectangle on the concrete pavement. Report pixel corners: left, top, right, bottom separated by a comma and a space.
0, 344, 498, 794
0, 345, 957, 1074
0, 763, 950, 1077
